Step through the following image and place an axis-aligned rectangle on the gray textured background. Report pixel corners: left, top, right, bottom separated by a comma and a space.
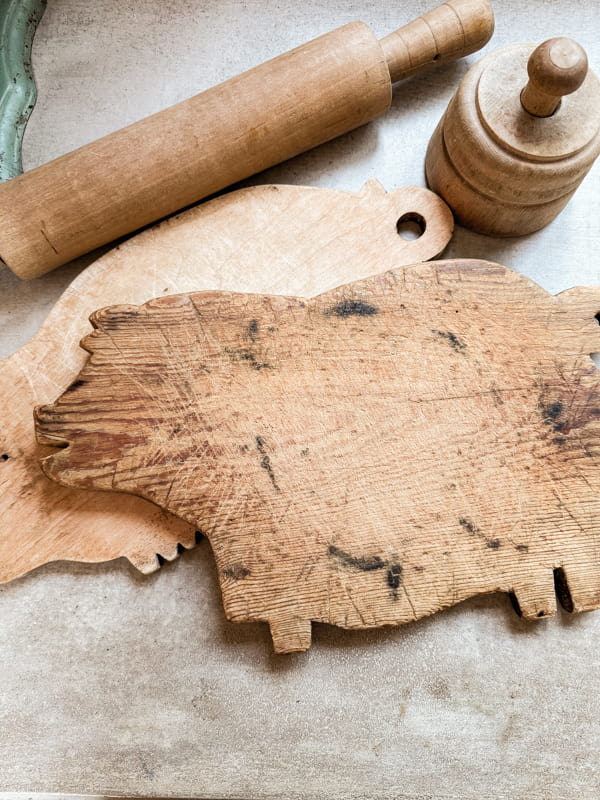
0, 1, 599, 798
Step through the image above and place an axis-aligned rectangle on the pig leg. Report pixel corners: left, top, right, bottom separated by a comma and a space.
555, 563, 600, 613
269, 617, 312, 654
511, 571, 558, 619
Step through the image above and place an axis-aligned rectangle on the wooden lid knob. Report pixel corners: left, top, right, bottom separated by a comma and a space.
521, 37, 588, 117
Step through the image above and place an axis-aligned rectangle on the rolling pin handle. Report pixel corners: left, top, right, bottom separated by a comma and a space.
380, 0, 495, 84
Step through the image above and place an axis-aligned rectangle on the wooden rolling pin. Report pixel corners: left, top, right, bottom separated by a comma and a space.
0, 0, 493, 279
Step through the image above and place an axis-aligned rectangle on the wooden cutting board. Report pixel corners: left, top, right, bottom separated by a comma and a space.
35, 261, 600, 653
0, 180, 452, 583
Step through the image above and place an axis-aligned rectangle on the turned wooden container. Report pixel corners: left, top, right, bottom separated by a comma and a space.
426, 37, 600, 236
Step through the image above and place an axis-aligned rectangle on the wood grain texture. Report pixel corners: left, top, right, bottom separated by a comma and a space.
35, 260, 600, 653
380, 0, 493, 82
520, 38, 588, 117
425, 42, 600, 236
0, 0, 491, 278
0, 180, 452, 584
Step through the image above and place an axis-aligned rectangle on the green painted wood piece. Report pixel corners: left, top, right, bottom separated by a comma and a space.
0, 0, 45, 182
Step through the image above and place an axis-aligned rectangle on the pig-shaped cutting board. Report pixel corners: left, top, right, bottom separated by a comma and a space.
35, 260, 600, 653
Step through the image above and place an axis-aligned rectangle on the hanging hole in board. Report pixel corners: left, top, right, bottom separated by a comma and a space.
396, 212, 426, 241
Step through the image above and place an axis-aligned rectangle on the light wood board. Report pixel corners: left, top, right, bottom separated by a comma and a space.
36, 260, 600, 652
0, 180, 452, 583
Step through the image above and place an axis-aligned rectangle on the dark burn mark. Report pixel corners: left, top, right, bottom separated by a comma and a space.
223, 565, 251, 580
458, 517, 480, 536
458, 517, 501, 549
328, 299, 379, 318
328, 545, 386, 572
539, 399, 567, 431
432, 329, 466, 353
328, 546, 403, 601
543, 401, 563, 421
64, 379, 86, 394
538, 398, 576, 439
515, 544, 529, 552
300, 448, 309, 457
256, 436, 280, 491
247, 319, 259, 342
386, 563, 402, 600
224, 347, 272, 371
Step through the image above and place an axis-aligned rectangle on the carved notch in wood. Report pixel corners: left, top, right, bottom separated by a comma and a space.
35, 261, 600, 653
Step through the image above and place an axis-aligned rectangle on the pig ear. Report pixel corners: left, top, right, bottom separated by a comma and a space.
79, 303, 145, 353
358, 178, 386, 198
79, 294, 202, 353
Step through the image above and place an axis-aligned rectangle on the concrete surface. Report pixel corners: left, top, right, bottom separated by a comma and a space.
0, 1, 599, 798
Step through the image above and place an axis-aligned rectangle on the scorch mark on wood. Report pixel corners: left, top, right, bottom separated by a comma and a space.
255, 436, 280, 491
327, 300, 379, 317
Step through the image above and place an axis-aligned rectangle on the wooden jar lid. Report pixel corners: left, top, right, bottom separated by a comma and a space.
440, 43, 600, 208
477, 44, 600, 161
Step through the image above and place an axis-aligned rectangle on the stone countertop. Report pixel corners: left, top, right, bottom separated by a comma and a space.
0, 1, 599, 798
